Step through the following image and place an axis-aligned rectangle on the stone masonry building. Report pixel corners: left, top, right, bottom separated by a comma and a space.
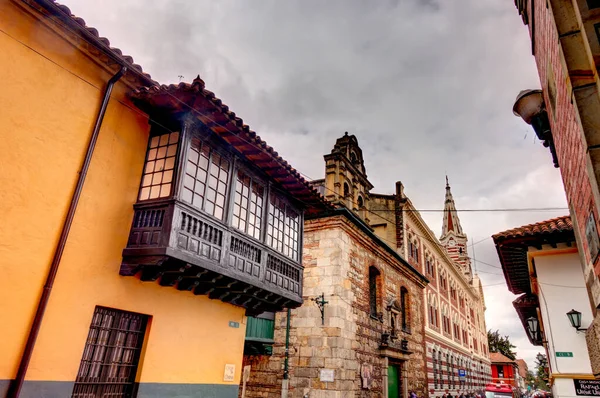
240, 133, 490, 397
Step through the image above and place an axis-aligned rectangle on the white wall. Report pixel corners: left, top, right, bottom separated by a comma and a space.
535, 251, 593, 376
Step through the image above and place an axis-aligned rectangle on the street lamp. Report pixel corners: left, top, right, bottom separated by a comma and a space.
566, 309, 587, 331
513, 89, 559, 168
526, 316, 538, 336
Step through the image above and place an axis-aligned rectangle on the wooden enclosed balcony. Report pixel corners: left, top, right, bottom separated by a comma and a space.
120, 199, 303, 316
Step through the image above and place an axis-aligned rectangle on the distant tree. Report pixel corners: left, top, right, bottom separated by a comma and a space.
535, 353, 549, 391
487, 329, 517, 360
525, 370, 536, 388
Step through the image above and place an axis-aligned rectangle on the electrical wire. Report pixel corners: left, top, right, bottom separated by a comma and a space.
1, 23, 535, 296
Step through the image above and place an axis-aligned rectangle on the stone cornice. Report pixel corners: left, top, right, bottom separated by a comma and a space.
305, 208, 429, 287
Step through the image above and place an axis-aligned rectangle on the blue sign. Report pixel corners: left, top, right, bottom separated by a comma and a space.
458, 369, 466, 377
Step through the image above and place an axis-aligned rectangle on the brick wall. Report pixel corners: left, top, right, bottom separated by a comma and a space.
528, 0, 599, 275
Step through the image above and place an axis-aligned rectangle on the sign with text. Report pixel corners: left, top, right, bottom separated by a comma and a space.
574, 379, 600, 396
458, 369, 467, 377
223, 364, 235, 382
556, 352, 574, 357
320, 369, 335, 382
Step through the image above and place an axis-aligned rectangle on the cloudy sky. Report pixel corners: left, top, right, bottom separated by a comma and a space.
63, 0, 569, 368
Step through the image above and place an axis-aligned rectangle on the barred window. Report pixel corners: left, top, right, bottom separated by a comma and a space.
139, 132, 178, 200
267, 194, 300, 261
182, 138, 230, 220
232, 171, 264, 240
72, 307, 148, 398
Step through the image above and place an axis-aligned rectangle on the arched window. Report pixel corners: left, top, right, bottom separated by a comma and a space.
350, 151, 358, 164
343, 182, 350, 198
357, 195, 364, 208
369, 266, 380, 317
400, 287, 410, 332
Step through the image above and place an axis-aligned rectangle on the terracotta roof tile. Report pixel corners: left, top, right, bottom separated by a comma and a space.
131, 76, 333, 212
490, 352, 516, 363
492, 216, 572, 240
26, 0, 155, 85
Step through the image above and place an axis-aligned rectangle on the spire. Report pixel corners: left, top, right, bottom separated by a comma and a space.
441, 177, 464, 237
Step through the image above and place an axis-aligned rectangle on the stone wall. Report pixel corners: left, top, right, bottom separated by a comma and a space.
241, 213, 428, 398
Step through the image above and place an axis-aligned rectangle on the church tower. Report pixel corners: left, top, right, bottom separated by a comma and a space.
323, 132, 373, 217
439, 177, 472, 279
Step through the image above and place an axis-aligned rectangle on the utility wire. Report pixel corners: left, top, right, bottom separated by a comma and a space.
1, 24, 532, 294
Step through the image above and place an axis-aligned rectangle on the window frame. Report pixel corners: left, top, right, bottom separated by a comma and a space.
72, 306, 149, 398
369, 266, 381, 318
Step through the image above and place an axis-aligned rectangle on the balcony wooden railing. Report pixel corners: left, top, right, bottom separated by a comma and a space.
120, 199, 303, 315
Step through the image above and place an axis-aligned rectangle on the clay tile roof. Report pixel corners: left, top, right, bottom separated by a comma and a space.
490, 352, 516, 364
492, 216, 574, 295
492, 216, 572, 240
25, 0, 155, 85
131, 76, 333, 212
516, 359, 528, 377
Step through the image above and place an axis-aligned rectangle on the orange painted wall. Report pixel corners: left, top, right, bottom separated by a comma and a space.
0, 0, 246, 386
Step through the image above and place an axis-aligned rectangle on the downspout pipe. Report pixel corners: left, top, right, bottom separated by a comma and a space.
7, 66, 127, 398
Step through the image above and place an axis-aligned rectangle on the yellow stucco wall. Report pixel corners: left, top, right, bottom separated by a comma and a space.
0, 0, 246, 386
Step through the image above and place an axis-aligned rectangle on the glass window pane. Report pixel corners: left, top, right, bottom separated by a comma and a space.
150, 136, 160, 148
169, 132, 179, 144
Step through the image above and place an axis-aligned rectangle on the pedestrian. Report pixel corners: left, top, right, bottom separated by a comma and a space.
447, 392, 453, 398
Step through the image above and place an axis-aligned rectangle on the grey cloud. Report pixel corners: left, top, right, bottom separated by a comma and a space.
64, 0, 557, 366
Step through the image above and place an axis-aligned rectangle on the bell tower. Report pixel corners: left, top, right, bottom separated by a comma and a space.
439, 177, 472, 279
323, 132, 373, 217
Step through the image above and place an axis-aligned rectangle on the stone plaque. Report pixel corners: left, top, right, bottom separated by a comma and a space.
320, 368, 334, 382
574, 379, 600, 396
224, 364, 235, 382
361, 363, 373, 389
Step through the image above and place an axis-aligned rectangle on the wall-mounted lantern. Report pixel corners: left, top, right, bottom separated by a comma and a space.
513, 89, 559, 168
567, 309, 587, 331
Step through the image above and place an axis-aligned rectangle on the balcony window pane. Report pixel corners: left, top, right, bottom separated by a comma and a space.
182, 138, 230, 220
268, 193, 299, 261
232, 170, 264, 240
138, 132, 178, 201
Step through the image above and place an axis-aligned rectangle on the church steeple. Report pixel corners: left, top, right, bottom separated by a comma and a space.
439, 177, 472, 279
442, 176, 464, 237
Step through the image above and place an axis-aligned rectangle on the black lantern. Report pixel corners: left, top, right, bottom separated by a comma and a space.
567, 309, 586, 331
513, 89, 559, 168
526, 316, 539, 336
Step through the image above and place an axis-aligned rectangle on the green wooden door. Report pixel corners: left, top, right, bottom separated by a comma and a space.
388, 365, 400, 398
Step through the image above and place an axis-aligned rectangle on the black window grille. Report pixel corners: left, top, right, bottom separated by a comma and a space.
72, 307, 148, 398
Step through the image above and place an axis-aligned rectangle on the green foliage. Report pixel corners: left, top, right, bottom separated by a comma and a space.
534, 353, 549, 391
487, 329, 517, 360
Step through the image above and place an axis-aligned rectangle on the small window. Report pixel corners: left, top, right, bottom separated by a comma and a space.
267, 194, 300, 261
139, 132, 178, 200
350, 151, 358, 164
182, 138, 230, 220
400, 287, 410, 332
343, 182, 350, 197
72, 307, 148, 398
369, 266, 380, 317
357, 195, 364, 208
232, 170, 264, 240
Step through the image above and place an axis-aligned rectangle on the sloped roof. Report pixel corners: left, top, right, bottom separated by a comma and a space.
492, 216, 572, 240
516, 359, 528, 377
492, 216, 574, 295
131, 77, 333, 212
490, 352, 516, 364
22, 0, 155, 86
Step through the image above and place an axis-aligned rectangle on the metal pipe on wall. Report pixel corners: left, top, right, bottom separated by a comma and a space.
7, 66, 127, 398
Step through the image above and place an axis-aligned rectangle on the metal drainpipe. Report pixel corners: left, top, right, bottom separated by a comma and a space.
7, 66, 127, 398
281, 308, 291, 398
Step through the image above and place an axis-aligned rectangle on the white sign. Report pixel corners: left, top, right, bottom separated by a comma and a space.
224, 364, 236, 382
320, 368, 335, 382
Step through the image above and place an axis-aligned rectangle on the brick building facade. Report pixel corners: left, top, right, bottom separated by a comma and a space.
513, 0, 600, 375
